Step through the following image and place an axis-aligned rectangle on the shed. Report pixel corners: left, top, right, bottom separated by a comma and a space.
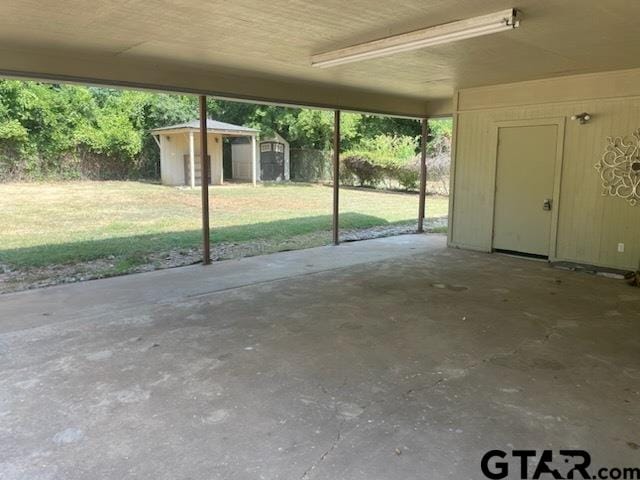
259, 133, 290, 181
151, 120, 259, 187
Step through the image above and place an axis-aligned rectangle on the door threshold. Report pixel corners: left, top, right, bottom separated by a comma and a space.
493, 249, 548, 261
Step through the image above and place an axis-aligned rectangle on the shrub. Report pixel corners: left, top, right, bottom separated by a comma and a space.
344, 134, 417, 169
342, 156, 385, 187
341, 134, 419, 188
393, 164, 420, 190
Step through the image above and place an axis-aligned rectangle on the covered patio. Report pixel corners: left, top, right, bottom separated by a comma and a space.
1, 235, 638, 479
2, 1, 640, 478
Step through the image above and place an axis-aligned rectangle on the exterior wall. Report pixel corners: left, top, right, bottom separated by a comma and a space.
450, 68, 640, 270
159, 133, 187, 186
159, 132, 223, 185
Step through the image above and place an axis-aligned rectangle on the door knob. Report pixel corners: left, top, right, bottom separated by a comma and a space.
543, 199, 552, 211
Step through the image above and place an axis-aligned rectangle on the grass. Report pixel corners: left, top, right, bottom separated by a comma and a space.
0, 181, 448, 269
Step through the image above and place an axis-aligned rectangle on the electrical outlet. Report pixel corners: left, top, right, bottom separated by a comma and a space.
617, 243, 625, 253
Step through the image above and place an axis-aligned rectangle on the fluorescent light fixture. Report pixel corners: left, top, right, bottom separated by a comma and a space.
311, 8, 520, 68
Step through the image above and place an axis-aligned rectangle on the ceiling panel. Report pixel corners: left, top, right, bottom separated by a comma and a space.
1, 0, 639, 115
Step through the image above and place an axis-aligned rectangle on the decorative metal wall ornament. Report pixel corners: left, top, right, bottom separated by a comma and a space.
595, 129, 640, 206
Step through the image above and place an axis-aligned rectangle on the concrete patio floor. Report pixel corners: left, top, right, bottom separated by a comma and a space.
0, 234, 638, 479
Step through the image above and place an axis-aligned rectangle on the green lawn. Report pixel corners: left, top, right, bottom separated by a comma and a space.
0, 181, 448, 270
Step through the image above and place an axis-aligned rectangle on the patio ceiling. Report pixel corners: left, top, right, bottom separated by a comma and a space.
1, 0, 639, 117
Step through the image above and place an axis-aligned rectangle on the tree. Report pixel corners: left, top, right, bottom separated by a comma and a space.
357, 114, 421, 140
0, 79, 453, 182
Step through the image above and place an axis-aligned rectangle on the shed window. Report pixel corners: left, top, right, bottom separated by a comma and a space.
260, 143, 272, 152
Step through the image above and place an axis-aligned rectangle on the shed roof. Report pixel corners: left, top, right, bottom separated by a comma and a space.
261, 132, 290, 146
151, 119, 258, 135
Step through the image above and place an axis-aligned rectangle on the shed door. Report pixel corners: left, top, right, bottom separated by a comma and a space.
260, 142, 285, 181
493, 125, 558, 257
183, 155, 212, 185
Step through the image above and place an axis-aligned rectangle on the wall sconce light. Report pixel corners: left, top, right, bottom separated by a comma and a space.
571, 113, 592, 125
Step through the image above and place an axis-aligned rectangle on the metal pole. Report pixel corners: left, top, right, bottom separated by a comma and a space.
332, 110, 340, 245
417, 118, 428, 233
199, 96, 211, 265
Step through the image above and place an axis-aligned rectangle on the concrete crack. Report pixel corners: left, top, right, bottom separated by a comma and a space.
299, 324, 559, 480
300, 420, 347, 480
403, 377, 444, 399
468, 320, 560, 370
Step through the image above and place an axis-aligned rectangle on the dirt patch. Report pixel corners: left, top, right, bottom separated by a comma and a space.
0, 218, 447, 294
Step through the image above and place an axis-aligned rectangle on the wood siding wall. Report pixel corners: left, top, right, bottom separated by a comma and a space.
450, 68, 640, 270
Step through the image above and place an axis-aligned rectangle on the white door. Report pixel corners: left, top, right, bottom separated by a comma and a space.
493, 124, 558, 257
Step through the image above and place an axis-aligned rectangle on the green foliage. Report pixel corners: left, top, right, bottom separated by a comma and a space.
208, 104, 361, 150
356, 115, 420, 139
341, 134, 419, 189
427, 118, 452, 156
0, 79, 452, 183
287, 110, 360, 150
0, 119, 28, 141
0, 81, 200, 180
394, 166, 420, 190
77, 109, 142, 158
340, 157, 378, 187
340, 120, 452, 191
344, 134, 417, 167
0, 81, 95, 178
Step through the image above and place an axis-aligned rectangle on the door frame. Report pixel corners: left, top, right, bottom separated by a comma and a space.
260, 142, 285, 181
489, 117, 566, 261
